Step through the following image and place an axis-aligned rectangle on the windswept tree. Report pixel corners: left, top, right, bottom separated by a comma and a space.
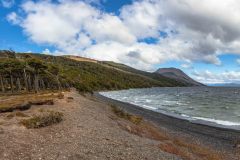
27, 58, 47, 93
2, 59, 23, 93
48, 64, 62, 90
0, 50, 71, 94
0, 62, 6, 92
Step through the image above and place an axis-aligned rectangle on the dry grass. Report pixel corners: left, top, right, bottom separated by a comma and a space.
29, 99, 54, 105
171, 139, 223, 160
20, 111, 63, 129
111, 105, 142, 125
38, 108, 45, 113
6, 113, 15, 119
5, 112, 29, 119
15, 112, 28, 117
0, 92, 60, 113
120, 122, 169, 141
65, 55, 98, 63
111, 105, 169, 141
111, 104, 224, 160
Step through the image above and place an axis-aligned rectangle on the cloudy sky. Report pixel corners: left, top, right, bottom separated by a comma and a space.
1, 0, 240, 84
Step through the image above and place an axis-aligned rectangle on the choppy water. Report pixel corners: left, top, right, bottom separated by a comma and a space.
100, 87, 240, 126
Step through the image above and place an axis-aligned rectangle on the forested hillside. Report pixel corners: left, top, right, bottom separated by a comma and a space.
0, 50, 186, 94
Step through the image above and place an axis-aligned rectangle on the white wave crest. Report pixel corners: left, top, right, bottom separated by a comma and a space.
193, 117, 240, 126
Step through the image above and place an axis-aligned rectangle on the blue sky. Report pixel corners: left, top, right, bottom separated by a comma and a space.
2, 0, 240, 84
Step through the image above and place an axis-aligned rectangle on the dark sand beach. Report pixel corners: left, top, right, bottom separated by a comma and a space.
95, 92, 240, 159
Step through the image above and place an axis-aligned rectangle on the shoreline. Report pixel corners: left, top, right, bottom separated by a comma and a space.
0, 90, 239, 159
95, 92, 240, 144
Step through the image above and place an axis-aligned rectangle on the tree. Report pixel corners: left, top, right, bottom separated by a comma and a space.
27, 58, 47, 93
48, 64, 62, 90
0, 62, 6, 92
2, 59, 22, 93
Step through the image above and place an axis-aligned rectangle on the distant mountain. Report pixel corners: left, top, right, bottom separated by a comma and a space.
155, 67, 204, 86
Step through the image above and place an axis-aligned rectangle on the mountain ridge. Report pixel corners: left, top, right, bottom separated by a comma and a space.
155, 67, 204, 86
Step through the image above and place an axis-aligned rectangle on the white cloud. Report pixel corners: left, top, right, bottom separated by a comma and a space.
192, 70, 240, 84
6, 0, 240, 72
236, 59, 240, 65
120, 0, 163, 39
42, 48, 51, 54
181, 63, 193, 69
6, 12, 21, 25
1, 0, 14, 8
86, 14, 136, 44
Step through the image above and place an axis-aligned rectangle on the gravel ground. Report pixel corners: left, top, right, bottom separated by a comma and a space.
0, 90, 180, 160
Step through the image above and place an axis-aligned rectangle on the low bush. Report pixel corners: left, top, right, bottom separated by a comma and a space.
20, 111, 63, 129
111, 105, 142, 125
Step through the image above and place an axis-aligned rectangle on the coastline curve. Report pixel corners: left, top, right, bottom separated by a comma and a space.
94, 92, 240, 143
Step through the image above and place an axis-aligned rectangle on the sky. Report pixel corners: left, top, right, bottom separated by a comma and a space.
1, 0, 240, 84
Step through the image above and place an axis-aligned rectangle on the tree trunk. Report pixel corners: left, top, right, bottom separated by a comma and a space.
47, 82, 50, 89
10, 74, 14, 93
5, 79, 9, 91
28, 75, 32, 91
16, 77, 21, 92
41, 79, 46, 90
23, 68, 29, 92
56, 76, 62, 90
34, 74, 39, 93
0, 75, 5, 93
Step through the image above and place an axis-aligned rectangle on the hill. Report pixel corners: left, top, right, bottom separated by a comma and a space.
0, 51, 188, 94
155, 68, 204, 86
100, 61, 187, 85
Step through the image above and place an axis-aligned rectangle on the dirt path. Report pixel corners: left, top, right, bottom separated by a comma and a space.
0, 90, 180, 160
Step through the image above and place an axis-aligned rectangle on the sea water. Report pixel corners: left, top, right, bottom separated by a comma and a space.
100, 87, 240, 126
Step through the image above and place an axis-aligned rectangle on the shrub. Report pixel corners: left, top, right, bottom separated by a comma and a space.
75, 83, 93, 93
111, 105, 142, 125
20, 111, 63, 129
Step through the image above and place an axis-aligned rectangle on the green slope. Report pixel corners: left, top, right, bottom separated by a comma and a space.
100, 61, 186, 86
0, 51, 186, 93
